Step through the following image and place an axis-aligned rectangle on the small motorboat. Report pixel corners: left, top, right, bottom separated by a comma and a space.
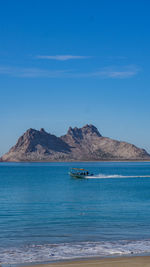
69, 168, 93, 179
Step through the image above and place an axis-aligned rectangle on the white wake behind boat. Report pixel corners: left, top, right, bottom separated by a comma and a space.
69, 168, 93, 179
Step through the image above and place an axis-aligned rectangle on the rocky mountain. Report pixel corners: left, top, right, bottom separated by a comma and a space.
1, 124, 150, 161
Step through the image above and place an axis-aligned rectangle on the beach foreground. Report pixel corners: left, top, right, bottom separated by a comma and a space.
26, 256, 150, 267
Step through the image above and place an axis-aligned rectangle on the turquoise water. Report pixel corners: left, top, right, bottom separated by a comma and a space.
1, 162, 150, 264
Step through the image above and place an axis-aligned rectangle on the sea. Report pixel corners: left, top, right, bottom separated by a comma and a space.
1, 162, 150, 265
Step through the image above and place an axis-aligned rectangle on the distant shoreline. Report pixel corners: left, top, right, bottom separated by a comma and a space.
2, 125, 150, 162
1, 160, 150, 163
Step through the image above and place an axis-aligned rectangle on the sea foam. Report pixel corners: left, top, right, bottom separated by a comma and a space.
86, 174, 150, 179
1, 240, 150, 264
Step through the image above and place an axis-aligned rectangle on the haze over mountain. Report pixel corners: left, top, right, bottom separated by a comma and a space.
1, 124, 150, 162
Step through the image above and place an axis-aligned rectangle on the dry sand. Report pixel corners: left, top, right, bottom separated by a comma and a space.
25, 256, 150, 267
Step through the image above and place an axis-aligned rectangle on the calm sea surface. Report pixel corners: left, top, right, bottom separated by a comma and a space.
1, 162, 150, 264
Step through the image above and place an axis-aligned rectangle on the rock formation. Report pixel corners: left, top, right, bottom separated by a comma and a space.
1, 124, 150, 161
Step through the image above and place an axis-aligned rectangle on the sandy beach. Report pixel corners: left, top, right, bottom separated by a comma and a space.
25, 256, 150, 267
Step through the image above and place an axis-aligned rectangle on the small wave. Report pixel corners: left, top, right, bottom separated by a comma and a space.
86, 174, 150, 179
1, 240, 150, 264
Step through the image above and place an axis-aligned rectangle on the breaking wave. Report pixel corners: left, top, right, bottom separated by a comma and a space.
1, 240, 150, 264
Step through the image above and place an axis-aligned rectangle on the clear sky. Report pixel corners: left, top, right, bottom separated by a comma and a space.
0, 0, 150, 156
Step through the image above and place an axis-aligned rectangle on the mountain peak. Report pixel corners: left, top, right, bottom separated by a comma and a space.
81, 124, 102, 137
7, 128, 70, 156
26, 128, 37, 134
40, 128, 46, 133
62, 124, 102, 146
67, 124, 101, 137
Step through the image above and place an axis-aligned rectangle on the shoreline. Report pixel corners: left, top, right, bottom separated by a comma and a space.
21, 255, 150, 267
1, 160, 150, 163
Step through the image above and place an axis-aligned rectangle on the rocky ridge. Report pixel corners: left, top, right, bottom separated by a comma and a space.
1, 124, 150, 161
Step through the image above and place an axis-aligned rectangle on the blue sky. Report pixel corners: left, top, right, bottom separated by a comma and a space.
0, 0, 150, 155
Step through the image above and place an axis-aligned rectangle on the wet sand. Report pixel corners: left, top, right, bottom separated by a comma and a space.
25, 256, 150, 267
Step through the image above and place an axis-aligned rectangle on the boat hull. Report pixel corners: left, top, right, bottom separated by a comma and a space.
69, 172, 87, 179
